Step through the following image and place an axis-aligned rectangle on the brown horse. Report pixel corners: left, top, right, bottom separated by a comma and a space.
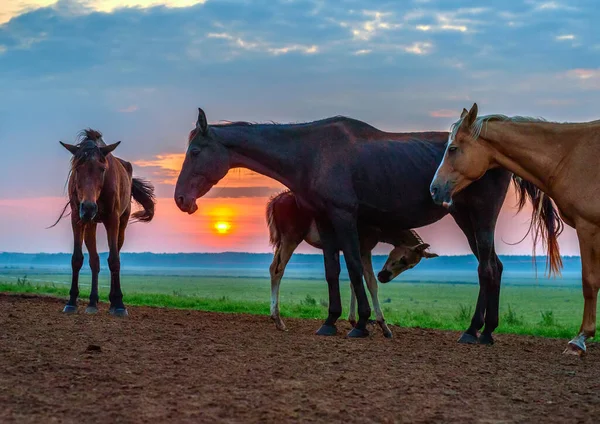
428, 103, 600, 355
266, 190, 438, 337
57, 129, 156, 316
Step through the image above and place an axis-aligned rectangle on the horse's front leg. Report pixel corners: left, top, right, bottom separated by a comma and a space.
64, 215, 84, 313
105, 215, 127, 317
84, 223, 100, 314
327, 209, 371, 338
362, 251, 392, 338
314, 217, 341, 336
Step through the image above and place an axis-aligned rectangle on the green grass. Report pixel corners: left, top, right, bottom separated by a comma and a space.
0, 272, 584, 339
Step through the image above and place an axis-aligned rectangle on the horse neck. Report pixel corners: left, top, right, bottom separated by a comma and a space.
481, 121, 583, 194
216, 125, 311, 191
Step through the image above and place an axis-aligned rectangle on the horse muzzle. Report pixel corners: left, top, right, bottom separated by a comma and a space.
79, 201, 98, 222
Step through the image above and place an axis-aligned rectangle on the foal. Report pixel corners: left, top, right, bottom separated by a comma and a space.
266, 190, 438, 337
57, 129, 156, 315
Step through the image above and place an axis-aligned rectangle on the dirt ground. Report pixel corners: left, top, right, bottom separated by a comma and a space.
1, 294, 599, 423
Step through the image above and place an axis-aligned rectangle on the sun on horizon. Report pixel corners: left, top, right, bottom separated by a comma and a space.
214, 221, 232, 235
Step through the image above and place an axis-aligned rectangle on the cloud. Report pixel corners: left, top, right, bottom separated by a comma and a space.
205, 31, 318, 56
119, 105, 138, 113
565, 68, 600, 80
348, 10, 401, 41
555, 34, 575, 41
403, 41, 432, 55
429, 109, 457, 118
0, 0, 208, 24
530, 1, 578, 12
406, 7, 488, 33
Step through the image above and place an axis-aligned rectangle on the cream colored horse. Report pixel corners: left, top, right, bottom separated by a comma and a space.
430, 103, 600, 355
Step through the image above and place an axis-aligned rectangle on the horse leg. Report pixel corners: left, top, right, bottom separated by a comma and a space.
330, 209, 371, 338
362, 251, 392, 338
105, 216, 127, 317
474, 228, 502, 345
565, 225, 600, 356
315, 217, 341, 336
269, 237, 300, 331
64, 217, 84, 313
451, 211, 485, 344
348, 283, 357, 327
84, 223, 100, 314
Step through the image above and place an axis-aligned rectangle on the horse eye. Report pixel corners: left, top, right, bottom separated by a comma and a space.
448, 145, 458, 153
190, 148, 201, 157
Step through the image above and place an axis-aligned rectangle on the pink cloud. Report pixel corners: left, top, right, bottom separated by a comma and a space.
429, 109, 458, 118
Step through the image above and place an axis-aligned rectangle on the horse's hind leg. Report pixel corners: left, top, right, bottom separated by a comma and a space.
362, 251, 392, 338
269, 237, 300, 331
84, 223, 100, 314
565, 224, 600, 356
348, 284, 357, 327
64, 216, 84, 313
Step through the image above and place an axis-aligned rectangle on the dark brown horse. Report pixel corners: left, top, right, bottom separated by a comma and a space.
175, 109, 556, 343
266, 190, 438, 337
57, 129, 155, 316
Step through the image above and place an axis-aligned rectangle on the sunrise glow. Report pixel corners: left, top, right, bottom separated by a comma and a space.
214, 221, 232, 235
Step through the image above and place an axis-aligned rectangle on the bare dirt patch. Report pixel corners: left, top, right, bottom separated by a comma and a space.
0, 293, 598, 423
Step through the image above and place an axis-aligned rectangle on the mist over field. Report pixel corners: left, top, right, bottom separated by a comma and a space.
0, 252, 582, 286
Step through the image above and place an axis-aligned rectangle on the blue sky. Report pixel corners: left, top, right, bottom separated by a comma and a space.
0, 0, 595, 254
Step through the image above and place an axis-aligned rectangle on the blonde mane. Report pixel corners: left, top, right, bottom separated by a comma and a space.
450, 114, 548, 141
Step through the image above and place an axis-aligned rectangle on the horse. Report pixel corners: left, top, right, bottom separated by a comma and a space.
266, 190, 438, 337
56, 129, 156, 316
175, 108, 553, 342
430, 103, 600, 356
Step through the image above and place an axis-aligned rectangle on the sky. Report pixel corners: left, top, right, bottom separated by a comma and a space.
0, 0, 597, 255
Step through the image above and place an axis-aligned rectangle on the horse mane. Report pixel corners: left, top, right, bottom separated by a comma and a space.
451, 114, 548, 141
188, 116, 379, 145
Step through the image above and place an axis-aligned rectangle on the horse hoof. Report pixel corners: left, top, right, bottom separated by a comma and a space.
458, 332, 478, 344
110, 308, 128, 317
382, 329, 393, 339
315, 324, 337, 336
85, 306, 98, 314
564, 340, 586, 357
348, 319, 357, 328
63, 305, 77, 314
478, 333, 494, 345
272, 317, 288, 331
347, 328, 370, 338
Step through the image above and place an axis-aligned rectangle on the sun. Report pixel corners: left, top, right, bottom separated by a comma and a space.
214, 221, 232, 235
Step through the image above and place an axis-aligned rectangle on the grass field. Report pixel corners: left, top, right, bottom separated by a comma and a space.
0, 269, 585, 340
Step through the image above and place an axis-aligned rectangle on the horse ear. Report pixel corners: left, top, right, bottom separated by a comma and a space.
465, 102, 478, 127
412, 243, 430, 253
60, 141, 79, 155
460, 108, 469, 119
99, 141, 121, 156
423, 251, 439, 259
197, 108, 208, 136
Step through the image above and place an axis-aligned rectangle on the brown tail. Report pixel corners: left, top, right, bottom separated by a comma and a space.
512, 175, 564, 276
266, 190, 292, 249
131, 177, 156, 223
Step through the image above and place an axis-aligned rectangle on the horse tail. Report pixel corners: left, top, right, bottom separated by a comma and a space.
131, 177, 156, 223
512, 175, 564, 276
